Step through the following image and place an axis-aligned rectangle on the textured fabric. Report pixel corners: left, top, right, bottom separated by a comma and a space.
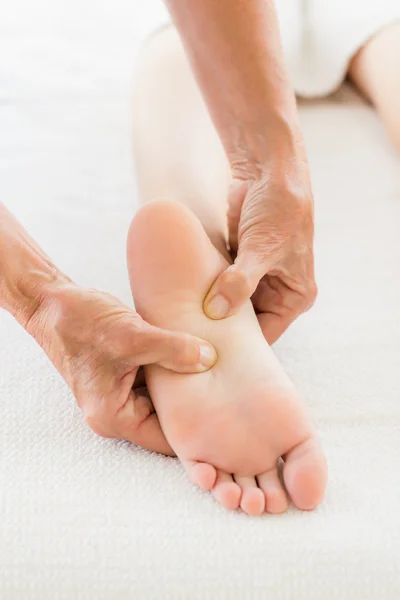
1, 1, 400, 598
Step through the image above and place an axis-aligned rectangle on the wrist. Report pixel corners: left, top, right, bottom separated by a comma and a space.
229, 109, 306, 182
6, 266, 72, 337
0, 203, 73, 337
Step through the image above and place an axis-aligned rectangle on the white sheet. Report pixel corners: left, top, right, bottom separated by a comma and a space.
1, 1, 400, 598
141, 0, 400, 98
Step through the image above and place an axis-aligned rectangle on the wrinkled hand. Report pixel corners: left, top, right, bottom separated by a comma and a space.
204, 159, 317, 343
29, 284, 216, 453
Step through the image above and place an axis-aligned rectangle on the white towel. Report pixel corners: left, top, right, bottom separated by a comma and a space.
1, 1, 400, 598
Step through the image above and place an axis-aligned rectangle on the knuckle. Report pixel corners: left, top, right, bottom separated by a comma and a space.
126, 412, 146, 436
308, 280, 318, 303
175, 333, 198, 366
283, 178, 312, 207
304, 280, 318, 310
297, 280, 318, 313
84, 405, 112, 438
224, 264, 253, 297
129, 415, 142, 433
137, 319, 162, 348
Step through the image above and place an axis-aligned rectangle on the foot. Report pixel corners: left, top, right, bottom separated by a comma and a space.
127, 200, 327, 514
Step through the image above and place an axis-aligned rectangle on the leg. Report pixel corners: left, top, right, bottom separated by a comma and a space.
131, 29, 327, 514
133, 26, 230, 259
133, 27, 243, 509
349, 23, 400, 151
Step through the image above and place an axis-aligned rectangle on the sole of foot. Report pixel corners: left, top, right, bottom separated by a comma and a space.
127, 199, 327, 514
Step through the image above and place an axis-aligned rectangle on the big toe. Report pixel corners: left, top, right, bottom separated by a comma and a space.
283, 437, 328, 511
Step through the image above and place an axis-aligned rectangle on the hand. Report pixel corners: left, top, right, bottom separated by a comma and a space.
28, 283, 216, 454
204, 157, 317, 344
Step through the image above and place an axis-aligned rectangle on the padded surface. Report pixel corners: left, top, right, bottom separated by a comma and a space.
1, 1, 400, 598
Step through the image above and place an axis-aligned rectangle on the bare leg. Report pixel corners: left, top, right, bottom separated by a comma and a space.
133, 26, 231, 258
349, 23, 400, 151
131, 27, 327, 513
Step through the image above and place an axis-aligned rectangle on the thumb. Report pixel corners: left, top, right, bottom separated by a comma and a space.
134, 324, 217, 374
204, 247, 273, 320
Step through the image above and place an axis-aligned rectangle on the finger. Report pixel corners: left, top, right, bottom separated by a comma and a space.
204, 249, 272, 320
254, 277, 311, 344
226, 179, 248, 254
115, 388, 174, 456
134, 325, 217, 374
132, 366, 146, 389
83, 372, 175, 456
257, 311, 296, 345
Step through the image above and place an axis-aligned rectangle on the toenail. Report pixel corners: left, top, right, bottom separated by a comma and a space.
205, 294, 230, 319
198, 343, 217, 370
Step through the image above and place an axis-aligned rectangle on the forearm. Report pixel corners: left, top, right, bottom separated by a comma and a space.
0, 203, 70, 330
165, 0, 301, 171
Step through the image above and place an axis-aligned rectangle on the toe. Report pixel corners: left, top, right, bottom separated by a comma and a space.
234, 475, 265, 516
283, 437, 328, 511
212, 470, 242, 510
257, 468, 288, 514
184, 460, 217, 491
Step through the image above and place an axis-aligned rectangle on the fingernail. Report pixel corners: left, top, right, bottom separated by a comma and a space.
199, 343, 217, 370
205, 294, 230, 319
